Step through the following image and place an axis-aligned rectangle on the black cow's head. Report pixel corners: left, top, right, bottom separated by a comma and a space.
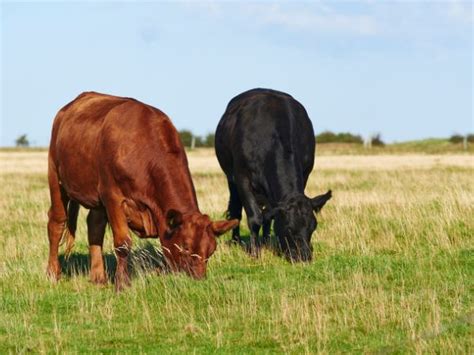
265, 190, 332, 262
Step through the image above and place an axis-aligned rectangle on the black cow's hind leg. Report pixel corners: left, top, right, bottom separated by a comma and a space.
236, 176, 262, 257
227, 178, 242, 242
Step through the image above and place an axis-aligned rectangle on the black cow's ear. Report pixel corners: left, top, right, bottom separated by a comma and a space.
311, 190, 332, 213
166, 209, 183, 229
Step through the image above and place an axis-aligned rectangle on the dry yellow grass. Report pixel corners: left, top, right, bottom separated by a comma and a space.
0, 149, 472, 353
1, 149, 472, 174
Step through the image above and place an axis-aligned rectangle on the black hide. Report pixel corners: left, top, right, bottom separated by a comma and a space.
215, 88, 331, 261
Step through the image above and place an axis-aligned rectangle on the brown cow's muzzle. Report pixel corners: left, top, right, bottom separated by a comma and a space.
183, 259, 207, 280
163, 249, 207, 279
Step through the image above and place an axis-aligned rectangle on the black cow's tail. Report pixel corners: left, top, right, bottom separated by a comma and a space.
61, 201, 80, 259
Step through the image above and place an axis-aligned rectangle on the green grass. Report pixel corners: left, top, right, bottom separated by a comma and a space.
0, 155, 473, 353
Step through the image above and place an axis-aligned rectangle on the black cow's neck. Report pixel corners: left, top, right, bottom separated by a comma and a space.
264, 154, 305, 205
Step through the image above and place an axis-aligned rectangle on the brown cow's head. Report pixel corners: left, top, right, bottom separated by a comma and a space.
161, 210, 238, 279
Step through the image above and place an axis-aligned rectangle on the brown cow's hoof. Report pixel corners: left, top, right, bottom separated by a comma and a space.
90, 271, 107, 285
46, 263, 61, 282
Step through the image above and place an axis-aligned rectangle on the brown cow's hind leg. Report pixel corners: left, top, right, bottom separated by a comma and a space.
47, 161, 68, 281
87, 208, 108, 284
104, 199, 132, 292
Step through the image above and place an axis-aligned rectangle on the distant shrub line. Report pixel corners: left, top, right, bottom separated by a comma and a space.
13, 131, 474, 149
315, 131, 385, 146
179, 130, 215, 148
315, 131, 363, 144
449, 134, 474, 144
178, 130, 474, 149
179, 130, 386, 148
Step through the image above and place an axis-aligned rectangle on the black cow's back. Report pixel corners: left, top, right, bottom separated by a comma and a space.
215, 88, 315, 204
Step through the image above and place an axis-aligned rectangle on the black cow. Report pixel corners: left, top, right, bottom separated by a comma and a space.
215, 88, 331, 261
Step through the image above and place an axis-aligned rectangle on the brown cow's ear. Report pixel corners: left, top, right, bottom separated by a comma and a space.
211, 219, 239, 236
311, 190, 332, 213
166, 209, 183, 230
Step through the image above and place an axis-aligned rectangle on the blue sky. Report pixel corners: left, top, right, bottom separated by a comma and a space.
1, 1, 472, 146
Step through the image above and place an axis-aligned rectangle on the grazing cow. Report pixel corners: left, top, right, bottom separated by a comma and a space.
47, 92, 237, 291
215, 88, 331, 261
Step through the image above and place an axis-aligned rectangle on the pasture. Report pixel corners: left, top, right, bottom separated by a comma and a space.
1, 149, 473, 353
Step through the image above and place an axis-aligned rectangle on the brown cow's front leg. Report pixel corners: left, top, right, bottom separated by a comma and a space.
104, 200, 132, 292
87, 208, 108, 284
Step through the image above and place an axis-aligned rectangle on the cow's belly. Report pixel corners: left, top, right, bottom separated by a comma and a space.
54, 123, 103, 209
57, 160, 101, 209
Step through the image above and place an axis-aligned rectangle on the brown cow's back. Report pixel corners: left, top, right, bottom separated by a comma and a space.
49, 92, 196, 213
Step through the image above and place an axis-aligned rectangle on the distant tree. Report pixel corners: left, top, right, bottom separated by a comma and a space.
371, 133, 385, 147
467, 134, 474, 143
316, 131, 363, 144
316, 131, 337, 143
178, 130, 193, 147
194, 136, 204, 148
204, 133, 215, 147
15, 134, 30, 147
449, 134, 464, 144
336, 132, 363, 144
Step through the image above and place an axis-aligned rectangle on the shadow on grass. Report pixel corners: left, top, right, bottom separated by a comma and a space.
59, 242, 167, 282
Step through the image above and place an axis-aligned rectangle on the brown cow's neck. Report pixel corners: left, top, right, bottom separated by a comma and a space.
142, 164, 200, 238
143, 160, 200, 232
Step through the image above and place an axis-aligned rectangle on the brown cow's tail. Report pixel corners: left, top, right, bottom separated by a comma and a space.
62, 201, 79, 259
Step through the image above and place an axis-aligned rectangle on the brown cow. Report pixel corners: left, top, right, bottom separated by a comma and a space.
47, 92, 238, 291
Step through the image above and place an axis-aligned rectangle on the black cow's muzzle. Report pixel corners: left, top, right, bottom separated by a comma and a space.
283, 243, 313, 263
278, 235, 313, 262
286, 248, 312, 263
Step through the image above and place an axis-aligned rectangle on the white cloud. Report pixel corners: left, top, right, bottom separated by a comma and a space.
446, 0, 473, 24
181, 0, 222, 17
181, 1, 377, 36
254, 4, 376, 35
181, 1, 471, 39
243, 3, 378, 36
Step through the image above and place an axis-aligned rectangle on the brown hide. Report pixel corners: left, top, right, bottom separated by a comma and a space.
122, 199, 157, 238
50, 93, 191, 235
48, 92, 238, 282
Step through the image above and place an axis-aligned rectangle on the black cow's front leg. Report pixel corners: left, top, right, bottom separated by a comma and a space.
227, 178, 242, 243
236, 177, 262, 257
262, 220, 271, 246
246, 208, 262, 257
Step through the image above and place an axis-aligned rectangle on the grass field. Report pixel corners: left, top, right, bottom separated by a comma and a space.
1, 149, 473, 353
